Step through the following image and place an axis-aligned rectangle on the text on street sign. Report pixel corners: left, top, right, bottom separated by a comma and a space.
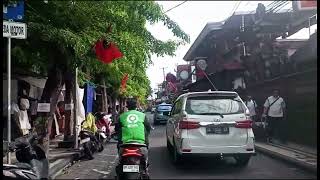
3, 21, 27, 39
37, 103, 51, 112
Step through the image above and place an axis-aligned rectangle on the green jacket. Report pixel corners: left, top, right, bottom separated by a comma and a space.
117, 110, 151, 145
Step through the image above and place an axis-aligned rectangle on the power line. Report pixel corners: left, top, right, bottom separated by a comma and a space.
229, 1, 242, 17
266, 1, 287, 13
274, 1, 290, 13
248, 1, 276, 14
164, 1, 188, 14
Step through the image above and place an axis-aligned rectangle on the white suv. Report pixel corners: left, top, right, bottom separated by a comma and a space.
166, 91, 255, 166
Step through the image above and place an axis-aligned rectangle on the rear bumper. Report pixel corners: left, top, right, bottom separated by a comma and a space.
179, 145, 255, 154
154, 117, 169, 122
181, 152, 256, 158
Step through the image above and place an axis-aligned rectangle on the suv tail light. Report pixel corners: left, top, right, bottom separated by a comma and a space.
179, 119, 200, 129
235, 120, 252, 128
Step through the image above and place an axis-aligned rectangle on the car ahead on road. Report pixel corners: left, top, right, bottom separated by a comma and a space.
166, 91, 255, 166
151, 106, 156, 113
153, 103, 172, 125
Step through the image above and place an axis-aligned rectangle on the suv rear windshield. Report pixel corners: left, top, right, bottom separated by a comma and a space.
186, 96, 245, 115
157, 105, 172, 112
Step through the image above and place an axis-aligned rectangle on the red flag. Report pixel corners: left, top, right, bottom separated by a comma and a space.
94, 39, 123, 64
121, 73, 129, 91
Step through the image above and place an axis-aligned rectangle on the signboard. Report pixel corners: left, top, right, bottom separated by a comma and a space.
65, 104, 74, 110
293, 1, 317, 11
37, 103, 51, 112
3, 21, 27, 39
3, 1, 24, 21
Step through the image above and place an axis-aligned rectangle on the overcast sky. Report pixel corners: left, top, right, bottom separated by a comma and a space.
146, 1, 317, 94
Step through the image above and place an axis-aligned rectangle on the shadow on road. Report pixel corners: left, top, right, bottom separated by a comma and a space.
149, 146, 250, 178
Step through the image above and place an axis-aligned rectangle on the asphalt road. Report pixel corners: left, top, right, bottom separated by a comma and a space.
59, 112, 316, 179
143, 112, 315, 179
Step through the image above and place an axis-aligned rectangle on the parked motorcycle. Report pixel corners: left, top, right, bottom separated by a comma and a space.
95, 112, 112, 142
3, 133, 49, 179
79, 129, 103, 160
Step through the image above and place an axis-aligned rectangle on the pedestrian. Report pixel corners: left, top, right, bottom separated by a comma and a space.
56, 101, 66, 134
262, 89, 286, 143
244, 95, 258, 122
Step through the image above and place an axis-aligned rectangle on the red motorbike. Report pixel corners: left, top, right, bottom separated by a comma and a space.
95, 112, 112, 142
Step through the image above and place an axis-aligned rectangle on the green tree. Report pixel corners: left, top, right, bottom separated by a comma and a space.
9, 1, 189, 150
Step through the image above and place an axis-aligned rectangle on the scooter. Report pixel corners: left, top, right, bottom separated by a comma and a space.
3, 133, 49, 179
95, 112, 112, 142
115, 143, 150, 180
79, 129, 104, 160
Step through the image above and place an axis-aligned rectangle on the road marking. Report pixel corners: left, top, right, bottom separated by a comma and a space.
92, 169, 110, 175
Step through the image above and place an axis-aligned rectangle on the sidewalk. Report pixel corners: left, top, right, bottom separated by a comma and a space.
49, 143, 82, 179
255, 141, 317, 173
56, 141, 118, 179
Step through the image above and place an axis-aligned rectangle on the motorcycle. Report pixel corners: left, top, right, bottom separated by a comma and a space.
79, 129, 103, 160
112, 116, 154, 179
116, 143, 150, 180
95, 112, 112, 143
3, 133, 49, 179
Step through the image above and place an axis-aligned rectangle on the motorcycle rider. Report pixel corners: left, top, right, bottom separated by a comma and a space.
115, 98, 151, 173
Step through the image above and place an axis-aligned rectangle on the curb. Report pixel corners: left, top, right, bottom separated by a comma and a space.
269, 143, 317, 158
49, 152, 81, 179
49, 158, 73, 179
255, 144, 317, 173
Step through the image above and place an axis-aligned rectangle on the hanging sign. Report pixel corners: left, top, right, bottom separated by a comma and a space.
37, 103, 51, 112
65, 104, 74, 110
3, 21, 27, 39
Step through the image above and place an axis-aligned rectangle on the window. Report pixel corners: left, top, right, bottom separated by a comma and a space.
185, 96, 245, 115
157, 105, 172, 112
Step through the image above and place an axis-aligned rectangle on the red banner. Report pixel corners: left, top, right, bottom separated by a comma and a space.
121, 73, 129, 91
94, 40, 123, 64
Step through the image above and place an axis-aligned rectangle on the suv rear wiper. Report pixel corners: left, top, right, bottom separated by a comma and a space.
232, 99, 242, 103
196, 113, 224, 118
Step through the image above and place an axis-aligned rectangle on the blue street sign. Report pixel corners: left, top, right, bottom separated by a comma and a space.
3, 1, 24, 21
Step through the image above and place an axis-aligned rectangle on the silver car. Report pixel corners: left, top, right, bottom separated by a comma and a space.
166, 91, 255, 166
153, 103, 172, 125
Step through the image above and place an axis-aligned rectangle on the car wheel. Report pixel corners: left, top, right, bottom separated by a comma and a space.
234, 154, 251, 167
172, 141, 183, 165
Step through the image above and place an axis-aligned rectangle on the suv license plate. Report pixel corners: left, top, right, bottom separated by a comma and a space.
206, 126, 229, 134
123, 165, 139, 172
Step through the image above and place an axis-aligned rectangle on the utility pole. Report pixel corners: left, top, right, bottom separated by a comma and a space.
7, 36, 11, 164
161, 67, 167, 82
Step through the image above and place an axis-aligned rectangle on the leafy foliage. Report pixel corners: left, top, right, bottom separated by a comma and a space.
11, 1, 189, 101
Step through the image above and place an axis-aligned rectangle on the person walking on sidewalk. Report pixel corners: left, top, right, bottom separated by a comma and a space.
262, 89, 286, 143
244, 95, 258, 122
